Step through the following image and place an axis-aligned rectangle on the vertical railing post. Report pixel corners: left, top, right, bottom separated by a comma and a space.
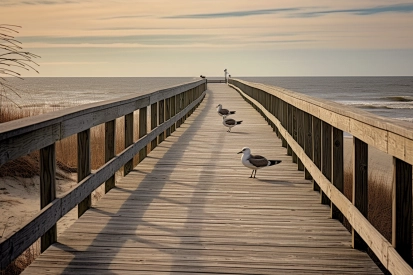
304, 113, 313, 180
170, 95, 176, 133
281, 101, 287, 147
332, 127, 344, 222
292, 107, 298, 163
77, 129, 91, 217
138, 107, 147, 163
165, 97, 171, 137
297, 109, 304, 171
158, 99, 165, 143
321, 122, 332, 205
312, 117, 321, 192
150, 102, 158, 151
124, 112, 134, 176
287, 104, 293, 156
392, 158, 412, 264
40, 143, 57, 252
105, 119, 116, 193
352, 137, 368, 250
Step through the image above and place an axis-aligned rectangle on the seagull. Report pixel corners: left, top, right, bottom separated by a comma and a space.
237, 147, 282, 178
222, 117, 242, 132
216, 104, 235, 118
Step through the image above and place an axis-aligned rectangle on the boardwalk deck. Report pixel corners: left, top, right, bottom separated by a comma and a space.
23, 84, 383, 274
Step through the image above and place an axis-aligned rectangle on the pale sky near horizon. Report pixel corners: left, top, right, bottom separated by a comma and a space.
1, 0, 413, 77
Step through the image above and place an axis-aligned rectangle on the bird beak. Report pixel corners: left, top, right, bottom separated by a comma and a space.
237, 151, 242, 154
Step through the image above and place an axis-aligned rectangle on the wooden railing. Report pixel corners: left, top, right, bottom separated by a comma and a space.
0, 79, 207, 269
229, 78, 413, 275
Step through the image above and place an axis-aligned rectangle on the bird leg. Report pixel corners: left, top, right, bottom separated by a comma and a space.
249, 170, 254, 178
253, 170, 257, 178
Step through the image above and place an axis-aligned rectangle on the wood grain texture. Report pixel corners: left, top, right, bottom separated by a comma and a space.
392, 158, 412, 264
105, 120, 116, 193
229, 81, 413, 275
40, 143, 57, 252
23, 84, 382, 275
230, 79, 413, 166
77, 129, 91, 218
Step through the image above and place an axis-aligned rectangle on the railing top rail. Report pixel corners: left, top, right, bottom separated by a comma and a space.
0, 79, 205, 166
232, 78, 413, 165
234, 78, 413, 137
0, 79, 205, 141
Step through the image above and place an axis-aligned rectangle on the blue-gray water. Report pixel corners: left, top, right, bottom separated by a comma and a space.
3, 76, 413, 123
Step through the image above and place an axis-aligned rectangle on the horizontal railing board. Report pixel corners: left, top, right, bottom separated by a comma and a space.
231, 79, 413, 166
229, 82, 413, 275
0, 89, 206, 270
0, 80, 205, 166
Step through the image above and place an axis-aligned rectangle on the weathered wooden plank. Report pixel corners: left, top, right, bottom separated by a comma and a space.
77, 129, 91, 218
40, 143, 57, 252
392, 158, 412, 264
105, 120, 116, 193
158, 99, 165, 143
230, 83, 412, 274
124, 112, 134, 176
150, 103, 158, 152
321, 122, 332, 205
332, 127, 344, 222
312, 117, 321, 192
304, 112, 313, 180
352, 137, 368, 251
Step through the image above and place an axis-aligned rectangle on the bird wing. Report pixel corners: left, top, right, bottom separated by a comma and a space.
219, 108, 229, 115
248, 154, 269, 167
224, 119, 236, 125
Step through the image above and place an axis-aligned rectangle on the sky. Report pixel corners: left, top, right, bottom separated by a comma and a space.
1, 0, 413, 77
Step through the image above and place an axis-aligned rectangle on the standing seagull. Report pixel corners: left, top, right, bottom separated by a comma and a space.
237, 147, 282, 178
222, 117, 242, 132
216, 104, 236, 118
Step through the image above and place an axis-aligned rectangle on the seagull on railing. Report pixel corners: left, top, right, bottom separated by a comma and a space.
222, 117, 242, 132
237, 147, 282, 178
216, 104, 235, 118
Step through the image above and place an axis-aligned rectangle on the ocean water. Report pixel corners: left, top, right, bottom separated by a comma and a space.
240, 77, 413, 123
2, 76, 412, 123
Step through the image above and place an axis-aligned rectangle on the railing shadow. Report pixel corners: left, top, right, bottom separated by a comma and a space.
60, 89, 224, 273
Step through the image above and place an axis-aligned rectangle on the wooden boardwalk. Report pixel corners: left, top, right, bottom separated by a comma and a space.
23, 84, 383, 274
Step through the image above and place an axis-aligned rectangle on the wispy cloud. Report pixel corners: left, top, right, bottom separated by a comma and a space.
164, 8, 300, 19
1, 0, 79, 6
298, 3, 413, 17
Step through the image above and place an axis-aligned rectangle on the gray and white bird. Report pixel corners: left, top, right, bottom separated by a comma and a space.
237, 147, 282, 178
222, 117, 242, 132
216, 104, 235, 118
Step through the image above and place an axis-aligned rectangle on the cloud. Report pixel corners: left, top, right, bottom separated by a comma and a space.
298, 3, 413, 17
1, 0, 79, 6
164, 8, 300, 19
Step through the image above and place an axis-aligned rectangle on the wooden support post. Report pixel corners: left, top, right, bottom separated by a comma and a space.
352, 137, 368, 250
77, 129, 91, 217
138, 107, 147, 163
281, 101, 287, 147
150, 102, 158, 151
392, 158, 412, 264
165, 97, 171, 137
287, 104, 292, 156
124, 112, 134, 176
292, 107, 298, 163
304, 113, 313, 180
297, 109, 304, 171
312, 117, 321, 192
321, 122, 332, 205
40, 143, 56, 252
176, 93, 182, 128
105, 120, 116, 193
331, 127, 344, 222
158, 99, 165, 143
170, 95, 176, 133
